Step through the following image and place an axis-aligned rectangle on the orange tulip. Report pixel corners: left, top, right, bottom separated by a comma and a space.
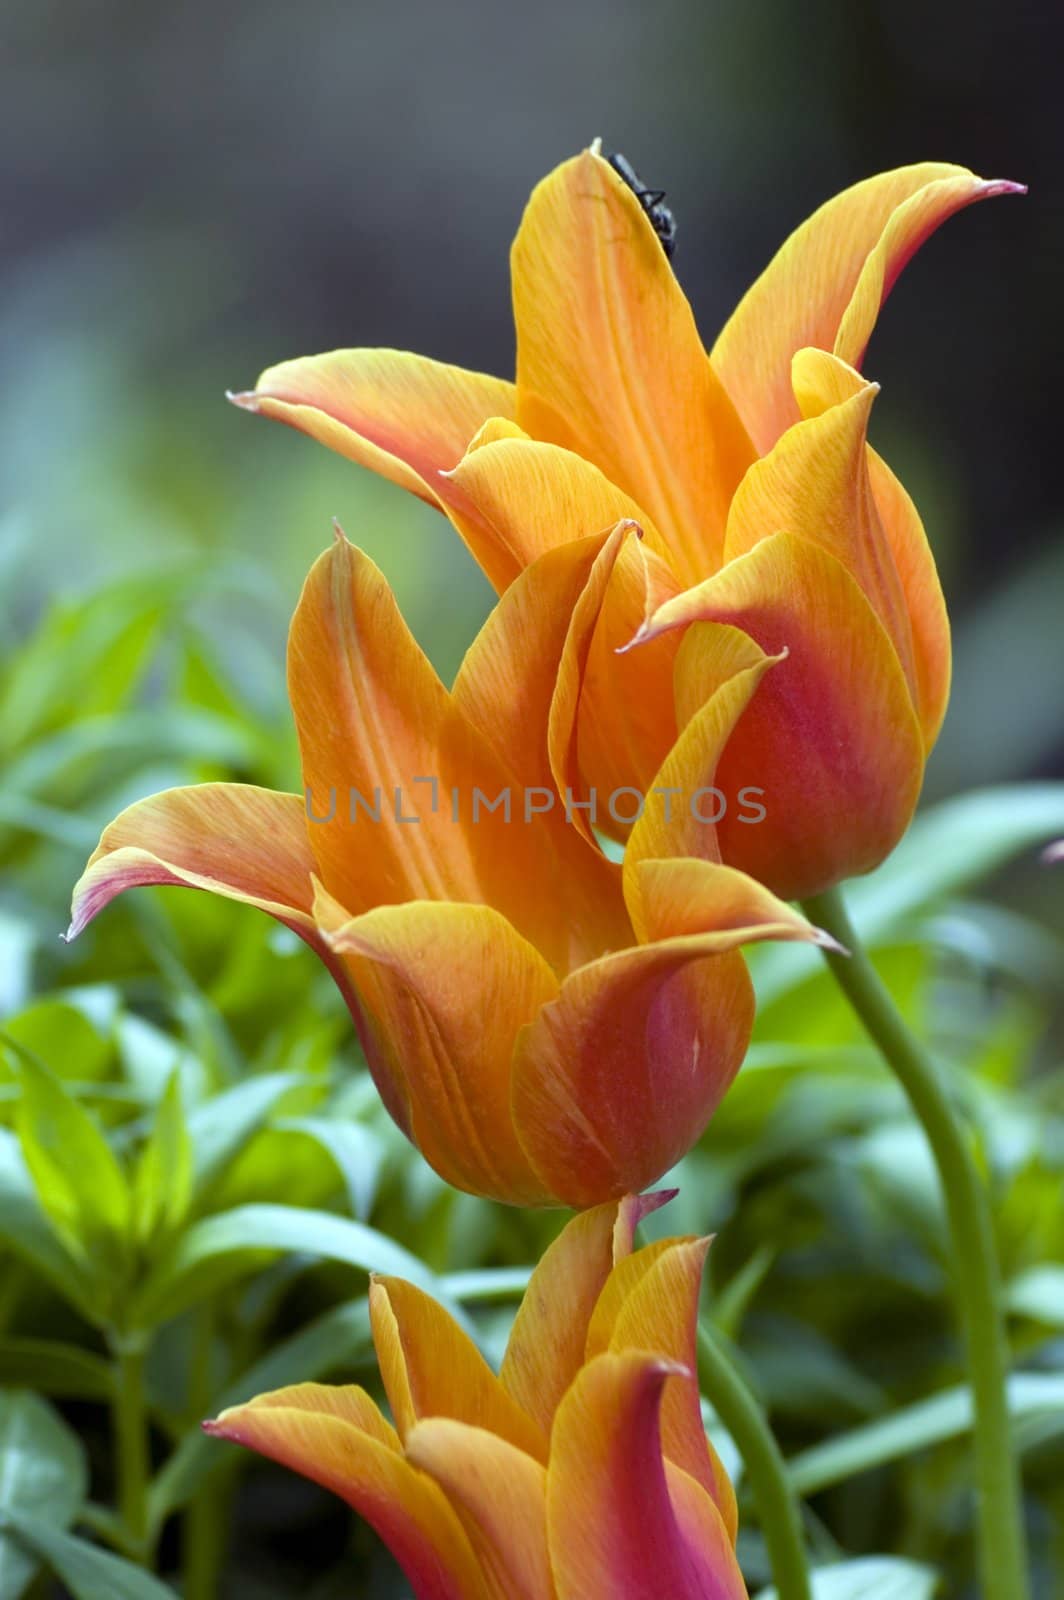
233, 151, 1021, 898
70, 526, 829, 1207
205, 1192, 749, 1599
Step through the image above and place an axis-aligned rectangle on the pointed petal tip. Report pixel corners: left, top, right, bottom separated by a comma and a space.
811, 925, 850, 956
226, 388, 261, 412
985, 178, 1027, 197
1041, 839, 1064, 865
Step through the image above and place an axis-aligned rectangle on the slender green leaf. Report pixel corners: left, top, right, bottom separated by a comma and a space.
275, 1116, 383, 1221
1006, 1265, 1064, 1328
0, 1130, 95, 1317
0, 1390, 87, 1600
15, 1059, 130, 1263
185, 1073, 308, 1204
133, 1072, 192, 1243
132, 1203, 473, 1329
787, 1373, 1064, 1496
4, 1514, 178, 1600
0, 1340, 112, 1401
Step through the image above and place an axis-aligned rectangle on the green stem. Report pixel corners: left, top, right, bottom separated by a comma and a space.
697, 1322, 811, 1600
111, 1335, 150, 1563
184, 1305, 227, 1599
802, 885, 1029, 1600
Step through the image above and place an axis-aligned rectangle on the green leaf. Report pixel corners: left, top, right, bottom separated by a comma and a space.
185, 1072, 308, 1204
0, 1130, 95, 1317
4, 1514, 178, 1600
276, 1116, 383, 1220
15, 1059, 130, 1266
0, 1000, 111, 1086
787, 1373, 1064, 1496
0, 1340, 112, 1401
757, 1557, 938, 1600
1006, 1265, 1064, 1328
132, 1072, 192, 1243
132, 1203, 474, 1330
0, 1390, 87, 1600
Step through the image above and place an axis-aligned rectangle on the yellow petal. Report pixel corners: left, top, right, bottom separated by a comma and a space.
662, 533, 926, 898
725, 348, 915, 692
325, 900, 558, 1205
290, 532, 593, 971
510, 937, 754, 1207
370, 1278, 548, 1461
713, 163, 1023, 452
407, 1419, 554, 1600
627, 859, 840, 957
547, 1351, 741, 1600
206, 1385, 489, 1600
68, 784, 315, 941
233, 350, 520, 591
499, 1194, 672, 1432
512, 149, 755, 582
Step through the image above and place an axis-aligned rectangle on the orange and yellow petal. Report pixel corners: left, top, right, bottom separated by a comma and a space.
370, 1279, 547, 1461
206, 1385, 489, 1600
512, 149, 755, 583
325, 899, 558, 1205
664, 533, 926, 899
499, 1194, 672, 1431
713, 162, 1023, 453
68, 784, 316, 941
547, 1352, 742, 1600
510, 937, 754, 1208
233, 349, 520, 591
407, 1420, 554, 1600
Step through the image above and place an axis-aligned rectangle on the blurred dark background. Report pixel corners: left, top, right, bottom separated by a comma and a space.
3, 0, 1061, 791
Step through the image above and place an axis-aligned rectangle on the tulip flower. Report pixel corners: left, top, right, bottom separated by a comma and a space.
69, 525, 829, 1207
205, 1191, 749, 1599
232, 150, 1022, 898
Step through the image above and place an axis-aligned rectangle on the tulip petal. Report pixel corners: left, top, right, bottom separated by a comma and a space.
628, 859, 840, 955
512, 149, 755, 581
370, 1279, 548, 1462
548, 1352, 740, 1600
511, 937, 754, 1208
724, 349, 915, 691
290, 532, 591, 970
660, 533, 926, 898
325, 899, 558, 1204
595, 1237, 738, 1539
407, 1419, 554, 1600
713, 163, 1022, 452
206, 1385, 489, 1600
233, 350, 520, 591
665, 1462, 748, 1600
68, 784, 316, 941
499, 1193, 673, 1431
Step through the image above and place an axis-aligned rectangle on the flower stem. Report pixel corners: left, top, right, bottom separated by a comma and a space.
802, 885, 1029, 1600
111, 1334, 150, 1563
696, 1321, 811, 1600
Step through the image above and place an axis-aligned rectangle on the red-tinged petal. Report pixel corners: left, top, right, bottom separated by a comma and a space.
665, 1463, 749, 1600
669, 533, 926, 898
512, 149, 755, 582
547, 1352, 738, 1600
234, 350, 520, 591
628, 859, 840, 956
370, 1278, 548, 1462
407, 1420, 554, 1600
289, 533, 588, 971
603, 1238, 738, 1539
206, 1386, 489, 1600
713, 163, 1023, 453
68, 784, 315, 941
510, 938, 754, 1208
725, 349, 915, 691
499, 1194, 674, 1432
325, 899, 558, 1205
621, 626, 781, 909
448, 437, 684, 817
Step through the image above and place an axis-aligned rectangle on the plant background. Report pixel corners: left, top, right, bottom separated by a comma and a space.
1, 2, 1062, 1598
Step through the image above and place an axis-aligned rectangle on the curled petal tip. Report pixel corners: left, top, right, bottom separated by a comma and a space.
1041, 839, 1064, 865
812, 926, 850, 956
331, 518, 349, 544
226, 388, 261, 412
614, 623, 649, 657
985, 178, 1027, 197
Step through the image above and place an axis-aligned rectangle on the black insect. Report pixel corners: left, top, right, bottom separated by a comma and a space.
604, 149, 677, 259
